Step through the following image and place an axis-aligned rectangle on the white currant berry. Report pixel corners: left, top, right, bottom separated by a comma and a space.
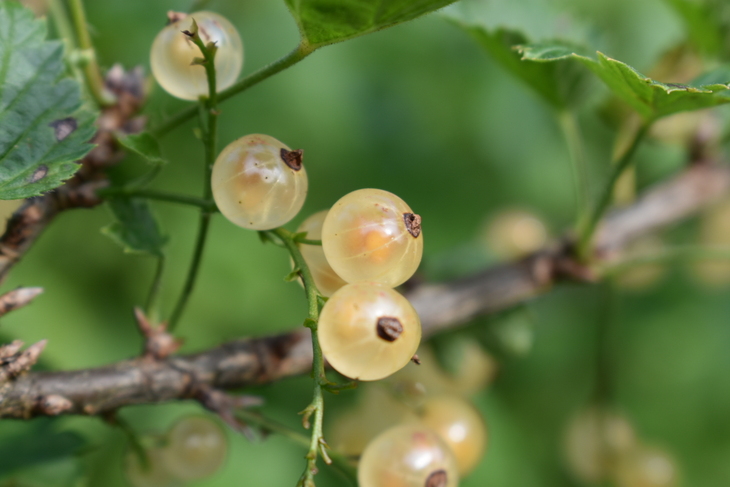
150, 11, 243, 101
327, 385, 417, 456
358, 423, 459, 487
481, 208, 547, 259
211, 134, 308, 230
125, 447, 181, 487
161, 416, 228, 481
419, 395, 488, 476
615, 445, 679, 487
322, 189, 423, 287
564, 407, 636, 484
318, 282, 421, 381
296, 210, 347, 297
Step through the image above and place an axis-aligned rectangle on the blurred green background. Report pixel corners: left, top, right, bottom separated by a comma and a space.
2, 0, 730, 485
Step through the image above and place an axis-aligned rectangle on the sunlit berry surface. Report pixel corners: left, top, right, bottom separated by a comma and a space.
419, 395, 488, 477
150, 11, 243, 100
211, 134, 308, 230
358, 423, 459, 487
296, 210, 347, 297
322, 189, 423, 287
318, 282, 421, 381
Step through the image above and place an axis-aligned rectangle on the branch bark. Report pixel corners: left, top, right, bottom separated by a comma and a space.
1, 162, 728, 419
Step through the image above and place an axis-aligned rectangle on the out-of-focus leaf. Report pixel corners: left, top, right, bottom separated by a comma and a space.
0, 1, 96, 200
664, 0, 728, 56
519, 44, 730, 120
118, 132, 166, 165
449, 24, 591, 109
0, 424, 86, 477
102, 197, 167, 257
284, 0, 458, 49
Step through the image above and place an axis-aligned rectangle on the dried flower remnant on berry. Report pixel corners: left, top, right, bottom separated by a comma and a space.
281, 148, 303, 171
377, 316, 403, 342
404, 212, 422, 238
426, 469, 449, 487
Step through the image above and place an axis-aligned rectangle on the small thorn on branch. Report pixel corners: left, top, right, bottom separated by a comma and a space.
0, 339, 47, 383
411, 354, 421, 365
35, 394, 73, 416
134, 308, 183, 360
0, 287, 43, 318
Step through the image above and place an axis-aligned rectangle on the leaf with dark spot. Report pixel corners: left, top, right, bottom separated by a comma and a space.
48, 118, 78, 141
0, 2, 96, 200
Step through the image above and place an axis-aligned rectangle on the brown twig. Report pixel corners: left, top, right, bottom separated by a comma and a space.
0, 287, 44, 317
0, 65, 146, 283
0, 162, 728, 419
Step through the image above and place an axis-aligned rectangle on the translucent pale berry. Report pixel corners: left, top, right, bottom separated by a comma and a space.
481, 208, 547, 259
150, 11, 243, 101
358, 423, 459, 487
161, 416, 228, 481
322, 189, 423, 287
125, 447, 181, 487
297, 211, 347, 297
419, 395, 487, 476
327, 385, 417, 456
564, 407, 636, 483
615, 445, 679, 487
211, 134, 308, 230
389, 342, 497, 402
319, 282, 421, 381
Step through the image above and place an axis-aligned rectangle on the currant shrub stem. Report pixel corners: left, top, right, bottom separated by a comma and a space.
599, 245, 730, 277
270, 227, 332, 487
151, 44, 313, 137
558, 111, 590, 227
577, 123, 651, 259
145, 255, 165, 324
66, 0, 113, 106
168, 31, 219, 332
105, 415, 149, 470
235, 409, 357, 484
98, 188, 218, 212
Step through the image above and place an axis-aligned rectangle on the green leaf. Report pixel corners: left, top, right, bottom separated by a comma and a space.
449, 24, 591, 109
102, 197, 167, 257
0, 421, 86, 477
519, 44, 730, 120
284, 0, 458, 49
118, 132, 166, 165
0, 1, 96, 200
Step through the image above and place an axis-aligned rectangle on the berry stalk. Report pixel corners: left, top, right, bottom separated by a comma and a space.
151, 45, 312, 137
577, 123, 651, 259
270, 227, 337, 487
169, 24, 220, 332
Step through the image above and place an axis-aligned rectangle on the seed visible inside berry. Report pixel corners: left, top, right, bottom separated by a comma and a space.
211, 134, 308, 230
322, 188, 424, 287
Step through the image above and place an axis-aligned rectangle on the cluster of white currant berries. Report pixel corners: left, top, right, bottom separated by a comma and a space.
210, 131, 425, 381
151, 10, 425, 382
126, 416, 228, 487
330, 341, 492, 487
564, 407, 679, 487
